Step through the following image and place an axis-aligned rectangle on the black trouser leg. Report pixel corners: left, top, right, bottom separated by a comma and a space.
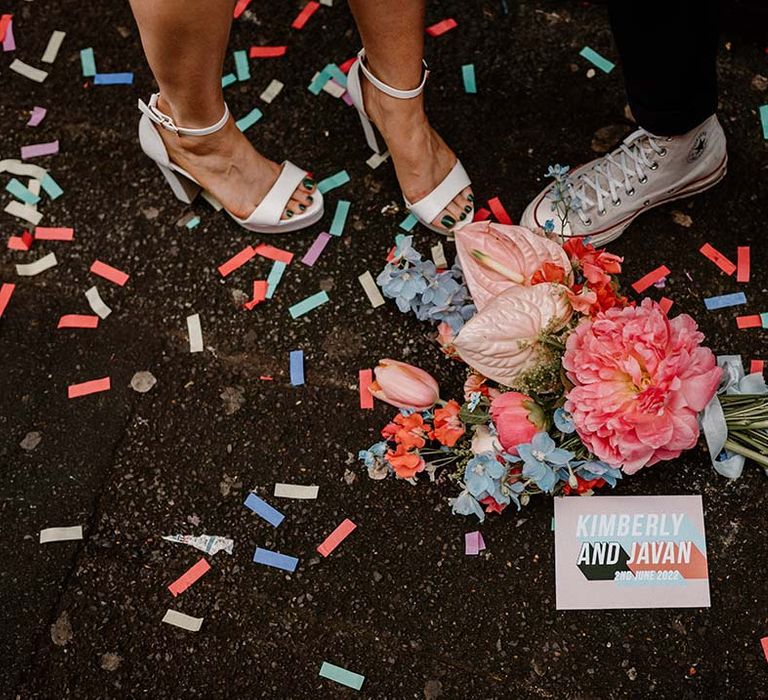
608, 0, 719, 136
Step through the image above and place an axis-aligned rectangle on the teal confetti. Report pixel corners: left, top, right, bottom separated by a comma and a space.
462, 64, 477, 94
319, 662, 365, 691
234, 50, 250, 81
760, 105, 768, 140
308, 68, 333, 95
41, 174, 63, 200
317, 170, 349, 194
80, 48, 96, 77
289, 291, 329, 319
236, 108, 263, 132
579, 46, 615, 74
266, 261, 287, 299
185, 216, 201, 230
221, 73, 237, 88
399, 213, 418, 232
322, 63, 347, 89
762, 312, 768, 329
5, 178, 40, 205
329, 200, 350, 236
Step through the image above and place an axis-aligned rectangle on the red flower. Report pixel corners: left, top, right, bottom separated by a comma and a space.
479, 495, 507, 514
381, 412, 431, 451
562, 477, 606, 495
531, 262, 567, 285
385, 444, 425, 479
431, 400, 465, 447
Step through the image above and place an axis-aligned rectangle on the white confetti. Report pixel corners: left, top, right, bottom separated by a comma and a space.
162, 610, 203, 632
41, 30, 66, 64
5, 200, 43, 225
16, 252, 57, 277
9, 59, 49, 83
259, 79, 284, 104
322, 79, 346, 98
186, 313, 203, 353
274, 483, 319, 499
358, 270, 385, 308
366, 150, 390, 169
85, 286, 112, 319
431, 241, 447, 269
40, 526, 82, 543
0, 158, 49, 180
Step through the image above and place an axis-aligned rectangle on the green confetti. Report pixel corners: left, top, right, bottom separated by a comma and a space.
289, 291, 329, 319
462, 63, 477, 94
579, 46, 615, 74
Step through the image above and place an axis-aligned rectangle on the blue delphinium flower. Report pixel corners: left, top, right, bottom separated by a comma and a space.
358, 441, 387, 469
450, 489, 486, 522
517, 432, 574, 494
575, 460, 623, 488
553, 407, 576, 434
464, 453, 506, 498
546, 164, 570, 179
391, 235, 422, 264
377, 263, 429, 313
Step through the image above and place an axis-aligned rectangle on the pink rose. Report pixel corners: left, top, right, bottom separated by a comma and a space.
370, 359, 440, 410
490, 391, 546, 455
563, 299, 722, 473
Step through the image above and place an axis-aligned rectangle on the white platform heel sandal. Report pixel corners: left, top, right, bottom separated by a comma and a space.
137, 94, 324, 234
346, 48, 473, 236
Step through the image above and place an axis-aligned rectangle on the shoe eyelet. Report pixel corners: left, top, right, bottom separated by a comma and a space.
584, 218, 593, 227
650, 162, 659, 170
597, 208, 606, 216
658, 147, 668, 157
612, 198, 621, 207
638, 175, 648, 184
626, 187, 635, 196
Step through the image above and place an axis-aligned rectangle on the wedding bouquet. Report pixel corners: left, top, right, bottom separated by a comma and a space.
360, 215, 768, 521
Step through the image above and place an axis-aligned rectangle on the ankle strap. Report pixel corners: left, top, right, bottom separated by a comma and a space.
356, 48, 429, 100
138, 93, 230, 136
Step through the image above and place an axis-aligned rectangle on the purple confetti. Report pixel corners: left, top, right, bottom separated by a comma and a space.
20, 140, 59, 160
301, 231, 332, 267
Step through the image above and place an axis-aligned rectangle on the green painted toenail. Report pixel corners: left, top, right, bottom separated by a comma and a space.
285, 210, 294, 218
459, 212, 467, 221
467, 194, 474, 202
298, 204, 306, 212
303, 178, 315, 189
441, 215, 456, 229
464, 205, 472, 213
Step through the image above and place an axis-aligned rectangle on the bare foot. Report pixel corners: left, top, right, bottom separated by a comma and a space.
155, 96, 316, 220
361, 77, 473, 231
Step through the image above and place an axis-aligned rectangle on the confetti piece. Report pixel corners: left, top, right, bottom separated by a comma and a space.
233, 0, 253, 18
426, 18, 458, 37
317, 170, 350, 194
763, 313, 768, 329
399, 213, 418, 231
41, 30, 66, 64
366, 150, 390, 169
301, 232, 331, 266
250, 46, 288, 59
658, 297, 674, 314
579, 46, 615, 73
631, 264, 670, 294
39, 526, 82, 543
40, 174, 63, 200
260, 78, 284, 103
254, 243, 293, 264
5, 201, 42, 226
760, 106, 768, 140
68, 376, 111, 399
80, 48, 96, 76
358, 369, 373, 409
308, 68, 333, 95
185, 216, 200, 229
21, 140, 59, 160
462, 63, 477, 93
94, 72, 134, 85
233, 49, 250, 81
235, 107, 262, 132
474, 207, 491, 222
1, 20, 13, 51
319, 662, 365, 691
0, 14, 11, 43
27, 106, 47, 127
274, 483, 319, 499
266, 260, 287, 299
290, 349, 305, 386
761, 636, 768, 662
58, 314, 99, 329
16, 252, 57, 277
431, 242, 448, 269
464, 531, 486, 555
221, 73, 237, 88
8, 231, 32, 251
0, 158, 48, 180
91, 260, 129, 286
736, 315, 762, 329
186, 314, 203, 352
737, 246, 750, 283
358, 271, 385, 308
168, 558, 211, 597
244, 493, 285, 527
0, 283, 15, 316
704, 292, 747, 310
322, 78, 346, 99
35, 226, 73, 241
317, 518, 356, 557
252, 547, 298, 572
243, 280, 268, 310
218, 246, 256, 277
289, 291, 329, 319
6, 178, 40, 205
329, 200, 350, 236
699, 243, 736, 275
751, 360, 765, 375
85, 286, 111, 319
162, 609, 203, 632
291, 1, 320, 30
162, 534, 233, 556
9, 59, 48, 83
487, 196, 513, 225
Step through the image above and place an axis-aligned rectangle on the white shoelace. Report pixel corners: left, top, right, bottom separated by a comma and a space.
569, 129, 666, 225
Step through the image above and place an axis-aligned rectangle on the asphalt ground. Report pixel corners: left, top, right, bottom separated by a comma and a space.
1, 0, 767, 697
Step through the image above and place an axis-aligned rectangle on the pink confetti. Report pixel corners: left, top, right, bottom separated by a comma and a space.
317, 518, 356, 557
20, 140, 59, 160
27, 106, 47, 127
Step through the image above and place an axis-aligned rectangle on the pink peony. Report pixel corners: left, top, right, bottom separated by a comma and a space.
562, 299, 722, 473
490, 391, 546, 456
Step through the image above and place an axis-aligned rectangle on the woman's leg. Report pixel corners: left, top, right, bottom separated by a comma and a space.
348, 0, 473, 231
129, 0, 315, 219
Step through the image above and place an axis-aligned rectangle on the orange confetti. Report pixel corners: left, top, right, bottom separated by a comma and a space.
487, 196, 513, 225
699, 243, 736, 276
68, 377, 111, 399
90, 260, 129, 286
631, 265, 670, 294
